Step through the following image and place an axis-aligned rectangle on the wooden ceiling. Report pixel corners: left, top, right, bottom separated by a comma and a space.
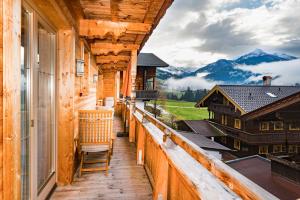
65, 0, 173, 70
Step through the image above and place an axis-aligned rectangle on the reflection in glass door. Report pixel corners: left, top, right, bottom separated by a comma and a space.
36, 22, 56, 194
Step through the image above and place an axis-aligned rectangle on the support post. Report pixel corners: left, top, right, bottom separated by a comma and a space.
136, 124, 145, 165
96, 69, 104, 105
57, 29, 75, 185
129, 50, 137, 142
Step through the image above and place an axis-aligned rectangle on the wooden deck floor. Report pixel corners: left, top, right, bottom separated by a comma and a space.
51, 117, 152, 200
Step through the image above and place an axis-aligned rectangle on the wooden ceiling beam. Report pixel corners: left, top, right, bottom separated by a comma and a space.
91, 43, 139, 55
79, 20, 151, 39
96, 55, 130, 64
98, 62, 128, 71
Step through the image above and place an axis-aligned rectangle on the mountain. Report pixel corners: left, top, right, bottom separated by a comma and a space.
157, 49, 297, 84
157, 66, 196, 80
235, 49, 297, 65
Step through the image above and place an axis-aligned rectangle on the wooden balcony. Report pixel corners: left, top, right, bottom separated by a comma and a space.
50, 102, 278, 200
208, 103, 241, 116
51, 117, 152, 199
211, 122, 300, 144
135, 90, 159, 100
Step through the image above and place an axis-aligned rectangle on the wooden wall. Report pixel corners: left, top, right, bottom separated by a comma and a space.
0, 0, 22, 199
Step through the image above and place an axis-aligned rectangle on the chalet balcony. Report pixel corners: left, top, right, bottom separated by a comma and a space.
50, 103, 277, 200
212, 122, 300, 144
135, 90, 159, 100
208, 103, 241, 117
0, 0, 287, 199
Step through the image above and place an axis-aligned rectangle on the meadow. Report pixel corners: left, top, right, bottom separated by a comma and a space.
152, 99, 209, 120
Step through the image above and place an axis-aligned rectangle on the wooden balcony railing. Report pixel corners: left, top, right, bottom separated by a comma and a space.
211, 121, 300, 144
135, 90, 158, 100
122, 102, 278, 200
208, 103, 241, 116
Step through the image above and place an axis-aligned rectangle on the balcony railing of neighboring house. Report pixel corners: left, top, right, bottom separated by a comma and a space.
210, 121, 300, 144
121, 102, 278, 200
135, 90, 159, 100
208, 103, 241, 117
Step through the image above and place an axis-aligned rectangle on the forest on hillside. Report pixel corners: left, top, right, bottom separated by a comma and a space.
164, 87, 208, 102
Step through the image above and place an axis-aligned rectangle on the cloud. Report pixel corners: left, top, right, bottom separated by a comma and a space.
142, 0, 300, 67
192, 18, 258, 55
238, 59, 300, 85
165, 73, 221, 90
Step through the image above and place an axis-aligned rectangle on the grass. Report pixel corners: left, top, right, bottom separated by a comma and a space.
152, 99, 209, 120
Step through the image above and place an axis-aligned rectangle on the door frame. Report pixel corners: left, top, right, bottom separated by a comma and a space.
22, 1, 58, 199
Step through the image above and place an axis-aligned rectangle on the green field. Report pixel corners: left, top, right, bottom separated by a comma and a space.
152, 99, 209, 120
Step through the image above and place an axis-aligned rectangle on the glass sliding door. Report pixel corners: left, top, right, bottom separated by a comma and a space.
21, 3, 57, 199
21, 7, 31, 200
36, 23, 56, 192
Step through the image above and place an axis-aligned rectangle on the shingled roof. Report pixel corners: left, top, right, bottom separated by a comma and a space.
197, 85, 300, 114
177, 131, 230, 151
137, 53, 169, 67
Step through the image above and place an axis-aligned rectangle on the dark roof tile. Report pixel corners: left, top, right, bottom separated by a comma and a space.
138, 53, 169, 67
219, 85, 300, 113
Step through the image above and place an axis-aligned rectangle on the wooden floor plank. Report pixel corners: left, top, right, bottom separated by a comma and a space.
51, 117, 152, 200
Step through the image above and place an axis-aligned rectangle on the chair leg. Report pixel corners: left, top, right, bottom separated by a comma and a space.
111, 140, 114, 156
79, 152, 84, 177
105, 151, 109, 176
108, 150, 111, 166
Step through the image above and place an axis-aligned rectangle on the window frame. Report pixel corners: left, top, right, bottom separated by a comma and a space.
289, 122, 300, 131
234, 118, 241, 129
288, 145, 298, 153
259, 145, 269, 154
221, 114, 228, 125
234, 139, 240, 150
274, 121, 284, 131
260, 122, 269, 131
273, 144, 283, 153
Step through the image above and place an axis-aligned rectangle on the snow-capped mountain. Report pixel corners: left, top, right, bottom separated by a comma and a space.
235, 49, 297, 65
157, 49, 298, 84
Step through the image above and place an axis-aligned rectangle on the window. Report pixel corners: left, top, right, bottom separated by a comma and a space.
234, 139, 240, 150
260, 122, 269, 131
234, 119, 241, 129
282, 145, 286, 153
273, 145, 283, 153
289, 122, 300, 131
259, 145, 269, 154
221, 114, 228, 125
288, 145, 298, 153
274, 121, 284, 130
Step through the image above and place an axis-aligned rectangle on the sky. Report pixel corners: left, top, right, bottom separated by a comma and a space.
142, 0, 300, 68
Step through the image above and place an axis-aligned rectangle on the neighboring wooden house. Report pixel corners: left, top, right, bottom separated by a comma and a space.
196, 77, 300, 156
135, 53, 169, 100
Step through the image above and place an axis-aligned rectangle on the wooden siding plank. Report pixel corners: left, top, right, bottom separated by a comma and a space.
2, 0, 21, 199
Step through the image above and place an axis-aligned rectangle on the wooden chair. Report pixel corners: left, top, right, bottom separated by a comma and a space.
78, 109, 114, 177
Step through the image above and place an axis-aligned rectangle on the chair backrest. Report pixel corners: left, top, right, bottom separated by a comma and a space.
79, 109, 114, 145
